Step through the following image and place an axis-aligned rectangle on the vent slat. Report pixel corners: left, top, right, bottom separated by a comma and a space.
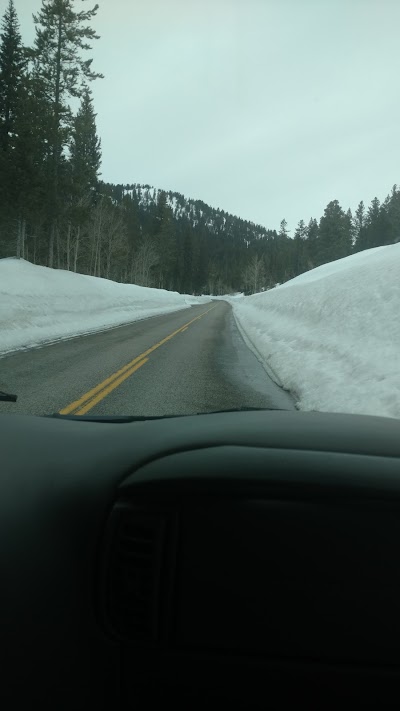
116, 548, 154, 559
107, 513, 165, 642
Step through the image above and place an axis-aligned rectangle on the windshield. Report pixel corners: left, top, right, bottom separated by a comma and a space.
0, 0, 399, 421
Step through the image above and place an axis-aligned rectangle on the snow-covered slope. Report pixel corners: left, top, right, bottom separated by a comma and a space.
0, 259, 210, 355
231, 244, 400, 419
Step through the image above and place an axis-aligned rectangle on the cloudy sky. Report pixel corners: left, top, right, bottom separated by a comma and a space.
9, 0, 400, 232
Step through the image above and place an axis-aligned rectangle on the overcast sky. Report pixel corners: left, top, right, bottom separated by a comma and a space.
8, 0, 400, 232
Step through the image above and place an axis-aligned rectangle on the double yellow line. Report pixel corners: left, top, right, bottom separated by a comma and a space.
59, 305, 216, 416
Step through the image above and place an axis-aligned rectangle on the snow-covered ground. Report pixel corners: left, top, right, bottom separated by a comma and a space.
230, 244, 400, 419
1, 248, 399, 420
0, 259, 210, 355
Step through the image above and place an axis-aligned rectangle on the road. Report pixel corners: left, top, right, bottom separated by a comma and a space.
0, 301, 295, 417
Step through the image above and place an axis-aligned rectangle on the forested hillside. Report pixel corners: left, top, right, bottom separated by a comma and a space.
1, 1, 399, 295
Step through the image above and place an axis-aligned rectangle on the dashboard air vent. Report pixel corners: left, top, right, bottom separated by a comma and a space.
107, 511, 166, 642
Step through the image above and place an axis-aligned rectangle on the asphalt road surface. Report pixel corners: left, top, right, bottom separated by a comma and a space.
0, 301, 295, 417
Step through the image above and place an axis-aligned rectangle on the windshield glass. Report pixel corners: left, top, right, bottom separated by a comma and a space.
0, 0, 399, 420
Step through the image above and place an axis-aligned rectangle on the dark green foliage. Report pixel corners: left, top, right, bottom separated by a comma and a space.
293, 219, 308, 274
353, 196, 394, 251
30, 0, 103, 266
0, 0, 24, 152
353, 201, 366, 249
318, 200, 352, 264
0, 0, 25, 244
70, 88, 101, 193
384, 185, 400, 244
279, 219, 289, 238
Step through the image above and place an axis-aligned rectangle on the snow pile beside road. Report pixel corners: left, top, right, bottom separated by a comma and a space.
0, 259, 211, 355
231, 244, 400, 419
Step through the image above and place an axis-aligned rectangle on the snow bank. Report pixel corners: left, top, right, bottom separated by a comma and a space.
0, 259, 210, 355
231, 244, 400, 419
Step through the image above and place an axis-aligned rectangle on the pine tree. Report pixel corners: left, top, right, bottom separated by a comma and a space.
345, 208, 355, 247
305, 218, 319, 268
181, 224, 193, 293
0, 0, 25, 241
355, 197, 390, 251
278, 219, 289, 238
153, 189, 167, 234
293, 219, 307, 273
0, 0, 24, 152
318, 200, 352, 264
383, 185, 400, 245
10, 70, 53, 261
64, 88, 101, 269
353, 200, 366, 251
294, 219, 307, 241
120, 190, 141, 282
31, 0, 103, 267
362, 197, 388, 249
70, 88, 101, 194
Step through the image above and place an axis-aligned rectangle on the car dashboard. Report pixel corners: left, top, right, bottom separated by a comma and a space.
1, 409, 400, 709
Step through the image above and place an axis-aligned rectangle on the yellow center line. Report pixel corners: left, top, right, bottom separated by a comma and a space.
181, 326, 189, 332
75, 358, 149, 416
59, 304, 217, 415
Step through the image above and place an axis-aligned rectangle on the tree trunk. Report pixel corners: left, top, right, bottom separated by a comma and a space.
21, 219, 26, 259
89, 224, 95, 274
56, 225, 61, 269
95, 203, 103, 277
97, 236, 102, 277
73, 225, 80, 272
93, 237, 98, 276
16, 218, 21, 259
93, 236, 99, 277
49, 14, 63, 270
66, 222, 71, 270
106, 240, 111, 280
49, 221, 55, 268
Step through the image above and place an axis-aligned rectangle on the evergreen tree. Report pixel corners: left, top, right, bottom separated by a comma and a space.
383, 185, 400, 245
345, 208, 355, 247
153, 189, 167, 235
152, 193, 177, 289
0, 0, 25, 240
120, 189, 141, 282
353, 200, 366, 251
362, 197, 391, 249
70, 87, 101, 194
294, 219, 307, 241
278, 218, 289, 238
31, 0, 103, 266
0, 0, 24, 152
293, 219, 307, 273
64, 88, 101, 269
318, 200, 352, 264
366, 198, 380, 245
181, 224, 193, 293
10, 70, 53, 261
69, 88, 100, 215
305, 217, 319, 268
